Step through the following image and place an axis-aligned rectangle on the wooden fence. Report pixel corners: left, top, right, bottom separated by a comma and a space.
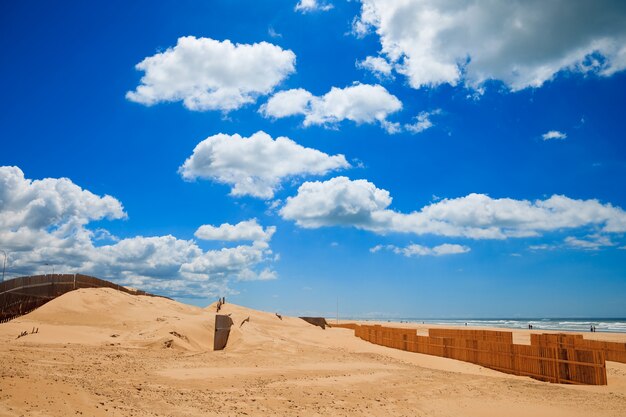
0, 274, 165, 323
330, 323, 359, 330
428, 328, 513, 344
531, 333, 626, 364
352, 324, 607, 385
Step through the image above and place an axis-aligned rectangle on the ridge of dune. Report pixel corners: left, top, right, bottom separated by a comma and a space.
0, 288, 329, 353
2, 288, 215, 350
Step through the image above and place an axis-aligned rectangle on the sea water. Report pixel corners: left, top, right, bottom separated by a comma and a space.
356, 318, 626, 333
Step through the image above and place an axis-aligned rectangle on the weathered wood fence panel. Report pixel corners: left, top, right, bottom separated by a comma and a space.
531, 333, 626, 364
214, 314, 233, 351
352, 324, 607, 385
330, 323, 359, 330
300, 317, 329, 329
429, 328, 513, 344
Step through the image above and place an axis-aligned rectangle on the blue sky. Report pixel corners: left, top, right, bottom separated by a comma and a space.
1, 0, 625, 318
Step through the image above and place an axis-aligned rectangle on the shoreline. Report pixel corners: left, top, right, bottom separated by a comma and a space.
329, 318, 626, 344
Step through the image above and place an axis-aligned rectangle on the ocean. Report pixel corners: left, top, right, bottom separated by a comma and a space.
354, 318, 626, 333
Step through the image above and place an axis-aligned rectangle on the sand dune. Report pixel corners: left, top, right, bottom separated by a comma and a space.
1, 288, 626, 416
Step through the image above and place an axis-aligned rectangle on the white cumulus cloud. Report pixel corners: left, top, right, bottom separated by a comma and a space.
260, 84, 402, 130
280, 177, 392, 229
126, 36, 296, 112
280, 176, 626, 240
0, 166, 277, 297
0, 166, 126, 232
354, 0, 626, 91
357, 56, 394, 79
179, 131, 350, 199
542, 130, 567, 141
195, 219, 275, 242
258, 88, 314, 118
405, 110, 440, 134
295, 0, 333, 13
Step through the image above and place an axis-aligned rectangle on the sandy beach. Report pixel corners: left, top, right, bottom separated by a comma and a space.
1, 288, 626, 417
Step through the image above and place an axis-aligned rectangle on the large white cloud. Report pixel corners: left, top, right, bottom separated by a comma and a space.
0, 166, 126, 232
355, 0, 626, 91
0, 166, 277, 297
126, 36, 296, 112
280, 177, 391, 228
179, 131, 350, 199
280, 177, 626, 240
260, 84, 402, 131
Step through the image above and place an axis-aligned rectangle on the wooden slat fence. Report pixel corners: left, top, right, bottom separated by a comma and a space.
330, 323, 359, 330
531, 333, 626, 364
0, 274, 165, 323
352, 324, 607, 385
428, 328, 513, 344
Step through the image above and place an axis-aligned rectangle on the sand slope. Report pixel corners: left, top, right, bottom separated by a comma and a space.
2, 288, 215, 350
1, 288, 626, 417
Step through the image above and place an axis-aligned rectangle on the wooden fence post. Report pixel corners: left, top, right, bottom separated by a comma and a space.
553, 347, 560, 384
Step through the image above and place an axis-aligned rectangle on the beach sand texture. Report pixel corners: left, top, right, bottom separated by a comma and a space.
1, 288, 626, 417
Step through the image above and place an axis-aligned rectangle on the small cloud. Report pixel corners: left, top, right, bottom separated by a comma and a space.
381, 120, 402, 134
302, 286, 313, 291
330, 242, 339, 247
268, 26, 282, 38
369, 244, 385, 253
405, 110, 442, 134
356, 56, 394, 80
371, 243, 470, 257
619, 246, 626, 250
510, 253, 522, 257
528, 244, 556, 251
564, 234, 614, 250
295, 0, 333, 13
542, 130, 567, 141
351, 158, 366, 169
